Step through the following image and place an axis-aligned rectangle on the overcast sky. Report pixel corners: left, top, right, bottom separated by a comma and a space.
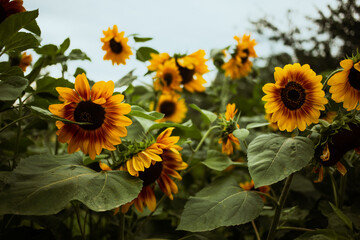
23, 0, 332, 84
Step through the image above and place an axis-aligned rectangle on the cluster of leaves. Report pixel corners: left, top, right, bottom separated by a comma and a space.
1, 1, 360, 240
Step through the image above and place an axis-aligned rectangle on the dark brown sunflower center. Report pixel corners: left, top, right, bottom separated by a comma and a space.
348, 66, 360, 90
241, 48, 249, 64
159, 100, 176, 117
177, 63, 195, 84
74, 101, 106, 130
139, 162, 163, 186
164, 73, 173, 86
109, 38, 123, 54
280, 81, 306, 110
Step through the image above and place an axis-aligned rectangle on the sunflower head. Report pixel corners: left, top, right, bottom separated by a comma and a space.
154, 58, 182, 92
9, 52, 32, 72
262, 63, 328, 132
121, 128, 187, 213
222, 34, 257, 80
156, 93, 187, 123
147, 52, 170, 72
0, 0, 25, 23
176, 49, 209, 93
218, 103, 240, 155
101, 25, 133, 65
328, 58, 360, 111
49, 73, 132, 160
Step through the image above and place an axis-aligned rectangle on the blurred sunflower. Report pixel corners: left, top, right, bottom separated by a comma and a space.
10, 52, 32, 72
154, 58, 182, 92
101, 25, 132, 65
19, 52, 32, 71
176, 49, 209, 92
49, 73, 132, 160
262, 63, 328, 132
239, 179, 271, 202
0, 0, 25, 23
328, 59, 360, 111
222, 34, 257, 80
219, 103, 240, 155
121, 128, 187, 213
265, 113, 278, 131
156, 93, 187, 123
148, 52, 170, 72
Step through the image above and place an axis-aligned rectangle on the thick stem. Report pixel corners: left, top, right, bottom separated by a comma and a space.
266, 173, 294, 240
252, 220, 261, 240
194, 125, 220, 153
119, 212, 125, 240
329, 172, 339, 207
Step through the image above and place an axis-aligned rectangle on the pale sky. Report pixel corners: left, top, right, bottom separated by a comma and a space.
23, 0, 332, 84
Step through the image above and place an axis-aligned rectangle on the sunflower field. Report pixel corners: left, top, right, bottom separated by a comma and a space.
1, 0, 360, 239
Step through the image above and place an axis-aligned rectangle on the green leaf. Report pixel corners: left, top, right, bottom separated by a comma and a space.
136, 47, 159, 62
0, 76, 28, 100
35, 44, 58, 55
35, 77, 74, 96
189, 103, 217, 124
24, 19, 41, 36
246, 122, 269, 129
59, 38, 70, 54
329, 202, 353, 231
295, 229, 350, 240
177, 176, 264, 232
0, 153, 142, 215
115, 69, 137, 88
0, 62, 24, 79
247, 134, 314, 187
232, 128, 249, 141
133, 37, 153, 42
68, 49, 91, 61
202, 150, 246, 171
0, 10, 39, 47
29, 106, 90, 126
128, 105, 164, 121
3, 32, 40, 52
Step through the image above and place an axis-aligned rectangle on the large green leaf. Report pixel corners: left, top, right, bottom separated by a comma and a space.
189, 103, 217, 124
296, 229, 350, 240
232, 128, 249, 141
127, 105, 164, 121
0, 76, 28, 100
115, 69, 137, 88
35, 77, 74, 96
3, 32, 39, 52
247, 134, 314, 187
0, 62, 24, 79
177, 176, 263, 232
0, 153, 142, 215
136, 47, 158, 62
0, 10, 39, 47
329, 202, 353, 231
202, 150, 246, 171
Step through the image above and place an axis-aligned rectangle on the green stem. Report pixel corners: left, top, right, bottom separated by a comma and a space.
251, 220, 261, 240
119, 212, 125, 240
194, 125, 220, 153
339, 174, 347, 209
266, 173, 294, 240
13, 98, 24, 167
72, 202, 86, 240
0, 114, 32, 133
329, 172, 339, 208
219, 74, 229, 113
277, 226, 314, 232
54, 136, 59, 155
322, 69, 343, 89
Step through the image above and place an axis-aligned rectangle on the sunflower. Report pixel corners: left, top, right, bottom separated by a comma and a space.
156, 93, 187, 123
101, 25, 132, 65
262, 63, 328, 132
153, 58, 182, 92
19, 52, 32, 71
265, 113, 278, 131
121, 128, 187, 213
147, 52, 170, 72
239, 179, 271, 202
328, 59, 360, 111
0, 0, 25, 23
176, 49, 209, 93
49, 73, 132, 160
222, 34, 257, 80
219, 103, 240, 155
